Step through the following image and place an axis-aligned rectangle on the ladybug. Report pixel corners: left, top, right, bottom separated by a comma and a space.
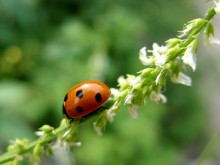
63, 80, 111, 119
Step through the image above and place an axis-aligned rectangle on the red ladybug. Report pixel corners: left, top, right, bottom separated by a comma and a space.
63, 80, 111, 119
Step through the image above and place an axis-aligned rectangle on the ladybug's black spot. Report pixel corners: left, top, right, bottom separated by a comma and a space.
63, 104, 67, 115
95, 93, 102, 102
76, 89, 83, 99
64, 94, 68, 101
76, 106, 83, 113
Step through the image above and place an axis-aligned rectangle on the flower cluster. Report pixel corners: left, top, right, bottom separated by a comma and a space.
93, 2, 219, 134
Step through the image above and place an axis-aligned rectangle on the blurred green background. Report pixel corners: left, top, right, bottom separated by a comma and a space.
0, 0, 216, 164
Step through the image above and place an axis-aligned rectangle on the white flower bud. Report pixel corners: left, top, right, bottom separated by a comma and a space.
171, 72, 192, 86
150, 91, 167, 103
139, 47, 153, 65
214, 0, 220, 14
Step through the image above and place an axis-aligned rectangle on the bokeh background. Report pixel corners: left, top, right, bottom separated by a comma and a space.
0, 0, 220, 165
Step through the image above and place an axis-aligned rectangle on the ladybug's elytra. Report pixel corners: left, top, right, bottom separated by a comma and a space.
63, 80, 111, 119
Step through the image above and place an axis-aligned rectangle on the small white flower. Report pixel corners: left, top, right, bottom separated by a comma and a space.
152, 43, 167, 53
139, 47, 153, 65
150, 91, 167, 103
139, 47, 147, 57
214, 0, 220, 14
178, 24, 193, 38
171, 72, 192, 86
106, 110, 116, 122
204, 22, 220, 45
140, 43, 167, 66
155, 55, 167, 66
106, 102, 118, 122
181, 46, 196, 71
54, 140, 82, 148
73, 141, 82, 147
118, 76, 126, 84
150, 43, 167, 66
207, 36, 220, 45
127, 75, 142, 88
53, 139, 70, 149
93, 122, 103, 136
35, 131, 44, 137
178, 19, 205, 38
110, 88, 120, 97
124, 92, 133, 104
155, 71, 163, 85
128, 105, 139, 119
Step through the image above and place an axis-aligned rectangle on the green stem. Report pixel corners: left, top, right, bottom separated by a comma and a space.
183, 8, 215, 47
168, 8, 216, 62
0, 124, 70, 164
205, 8, 216, 20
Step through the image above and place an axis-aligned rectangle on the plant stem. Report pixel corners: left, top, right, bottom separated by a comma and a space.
168, 8, 216, 62
0, 124, 70, 164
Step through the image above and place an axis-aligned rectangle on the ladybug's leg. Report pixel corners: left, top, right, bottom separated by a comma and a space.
80, 107, 105, 121
69, 118, 74, 123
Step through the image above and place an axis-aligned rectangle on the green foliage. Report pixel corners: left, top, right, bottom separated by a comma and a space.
0, 0, 219, 164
